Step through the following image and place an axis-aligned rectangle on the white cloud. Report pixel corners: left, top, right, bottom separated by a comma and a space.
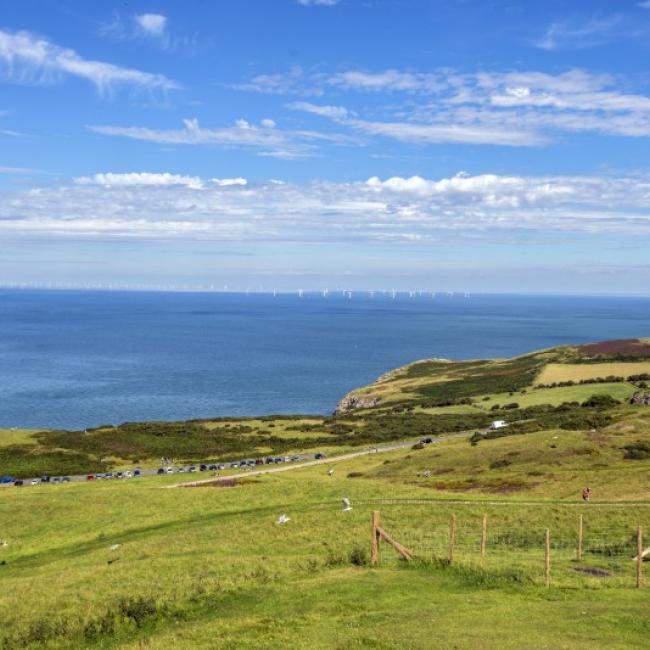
274, 67, 650, 145
0, 29, 177, 94
74, 172, 204, 189
89, 117, 355, 158
134, 14, 167, 37
297, 0, 340, 6
326, 69, 444, 93
3, 172, 650, 242
288, 101, 349, 119
212, 177, 247, 186
533, 15, 650, 51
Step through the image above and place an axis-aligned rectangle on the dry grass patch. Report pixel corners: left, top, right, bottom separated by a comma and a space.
536, 362, 650, 385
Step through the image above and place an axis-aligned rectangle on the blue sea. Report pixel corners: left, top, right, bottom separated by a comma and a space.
1, 289, 650, 430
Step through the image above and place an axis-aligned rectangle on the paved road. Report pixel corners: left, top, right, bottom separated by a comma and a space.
169, 434, 466, 488
3, 431, 469, 488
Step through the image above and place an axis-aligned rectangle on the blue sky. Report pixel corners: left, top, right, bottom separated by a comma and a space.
2, 0, 650, 293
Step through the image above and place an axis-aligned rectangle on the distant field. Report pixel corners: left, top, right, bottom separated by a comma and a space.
479, 382, 637, 409
536, 362, 650, 385
0, 429, 39, 447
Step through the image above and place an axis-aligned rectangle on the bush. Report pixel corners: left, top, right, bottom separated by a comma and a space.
412, 442, 425, 450
581, 394, 620, 409
489, 459, 512, 469
623, 441, 650, 460
117, 596, 157, 628
349, 545, 368, 566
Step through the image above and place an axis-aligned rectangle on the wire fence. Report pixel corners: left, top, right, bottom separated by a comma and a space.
362, 500, 647, 589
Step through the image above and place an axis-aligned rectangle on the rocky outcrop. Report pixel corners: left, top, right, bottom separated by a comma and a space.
631, 393, 650, 405
334, 394, 381, 415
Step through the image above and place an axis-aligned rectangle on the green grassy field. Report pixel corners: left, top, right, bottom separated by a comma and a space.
2, 414, 650, 649
3, 338, 650, 648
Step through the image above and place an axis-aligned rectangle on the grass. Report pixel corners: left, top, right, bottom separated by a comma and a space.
478, 382, 637, 409
536, 362, 650, 385
4, 338, 650, 647
2, 410, 650, 648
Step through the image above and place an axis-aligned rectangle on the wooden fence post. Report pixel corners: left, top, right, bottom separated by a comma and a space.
577, 514, 583, 561
637, 525, 643, 589
480, 513, 488, 559
545, 528, 551, 588
371, 511, 380, 565
448, 514, 456, 564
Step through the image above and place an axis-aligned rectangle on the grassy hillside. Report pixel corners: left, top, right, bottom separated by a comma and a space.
3, 338, 650, 478
2, 420, 650, 648
2, 339, 650, 647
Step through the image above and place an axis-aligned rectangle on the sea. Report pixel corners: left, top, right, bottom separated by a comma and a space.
1, 289, 650, 430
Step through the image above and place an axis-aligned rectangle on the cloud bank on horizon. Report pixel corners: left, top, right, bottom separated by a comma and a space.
2, 0, 650, 293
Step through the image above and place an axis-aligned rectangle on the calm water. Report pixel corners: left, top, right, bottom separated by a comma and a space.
1, 289, 649, 430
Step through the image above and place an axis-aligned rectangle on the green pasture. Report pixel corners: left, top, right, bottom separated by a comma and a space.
2, 419, 650, 649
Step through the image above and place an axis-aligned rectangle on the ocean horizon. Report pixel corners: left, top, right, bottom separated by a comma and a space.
2, 288, 650, 430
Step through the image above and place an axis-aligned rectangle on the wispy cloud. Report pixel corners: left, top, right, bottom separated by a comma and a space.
534, 15, 645, 50
297, 0, 340, 6
0, 29, 177, 94
134, 14, 167, 37
89, 117, 356, 159
3, 171, 650, 242
265, 67, 650, 146
99, 12, 197, 53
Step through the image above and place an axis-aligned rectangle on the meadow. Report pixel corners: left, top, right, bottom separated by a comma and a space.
2, 411, 650, 649
2, 339, 650, 648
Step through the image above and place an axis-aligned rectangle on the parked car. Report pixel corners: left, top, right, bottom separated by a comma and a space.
255, 459, 264, 466
421, 437, 433, 444
208, 464, 217, 471
61, 476, 71, 483
51, 477, 61, 483
133, 469, 142, 477
200, 464, 207, 471
30, 478, 39, 485
124, 471, 132, 478
230, 462, 239, 468
14, 479, 24, 487
314, 453, 326, 460
189, 466, 197, 473
41, 475, 50, 483
86, 474, 95, 481
105, 472, 114, 479
165, 467, 174, 474
265, 457, 275, 464
217, 464, 226, 470
157, 468, 165, 475
0, 475, 15, 484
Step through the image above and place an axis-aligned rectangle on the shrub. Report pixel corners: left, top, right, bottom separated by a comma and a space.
489, 459, 512, 469
117, 596, 157, 628
581, 394, 621, 409
349, 545, 368, 566
623, 441, 650, 460
412, 442, 425, 450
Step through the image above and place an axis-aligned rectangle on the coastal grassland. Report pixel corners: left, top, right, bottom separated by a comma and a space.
338, 341, 650, 413
536, 361, 650, 385
477, 382, 637, 410
2, 416, 650, 649
0, 429, 40, 446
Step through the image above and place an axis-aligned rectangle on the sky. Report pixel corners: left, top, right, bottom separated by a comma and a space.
2, 0, 650, 294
